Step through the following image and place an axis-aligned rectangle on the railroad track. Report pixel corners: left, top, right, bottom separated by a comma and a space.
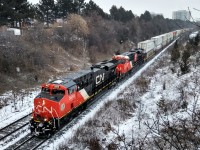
0, 115, 30, 139
8, 134, 48, 150
0, 114, 30, 149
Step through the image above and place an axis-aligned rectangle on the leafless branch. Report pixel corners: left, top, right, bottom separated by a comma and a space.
187, 7, 200, 28
174, 20, 184, 29
193, 8, 200, 12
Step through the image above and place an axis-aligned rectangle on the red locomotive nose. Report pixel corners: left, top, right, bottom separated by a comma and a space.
33, 97, 60, 119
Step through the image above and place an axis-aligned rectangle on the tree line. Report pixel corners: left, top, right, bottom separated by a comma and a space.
1, 0, 183, 28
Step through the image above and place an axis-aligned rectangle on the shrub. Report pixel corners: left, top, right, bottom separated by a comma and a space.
86, 138, 102, 150
180, 49, 191, 74
135, 76, 150, 93
171, 41, 180, 63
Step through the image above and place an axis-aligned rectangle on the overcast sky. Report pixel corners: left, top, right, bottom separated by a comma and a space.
29, 0, 200, 20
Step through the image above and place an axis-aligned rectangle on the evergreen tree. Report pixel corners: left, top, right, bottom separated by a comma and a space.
125, 10, 135, 22
57, 0, 85, 19
0, 0, 10, 25
57, 0, 73, 19
110, 5, 134, 22
140, 11, 152, 22
83, 0, 108, 19
171, 41, 180, 62
0, 0, 34, 27
110, 5, 117, 19
37, 0, 56, 27
83, 0, 97, 16
72, 0, 85, 14
180, 49, 190, 74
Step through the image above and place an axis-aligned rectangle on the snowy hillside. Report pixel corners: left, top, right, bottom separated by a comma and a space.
56, 40, 200, 149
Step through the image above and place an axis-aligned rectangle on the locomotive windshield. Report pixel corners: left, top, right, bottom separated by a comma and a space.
36, 88, 65, 102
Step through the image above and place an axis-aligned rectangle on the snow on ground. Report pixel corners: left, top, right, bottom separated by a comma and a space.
108, 67, 199, 145
0, 89, 39, 128
0, 88, 39, 150
0, 126, 30, 149
42, 40, 178, 149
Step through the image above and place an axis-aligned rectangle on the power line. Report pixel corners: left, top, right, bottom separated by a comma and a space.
193, 8, 200, 12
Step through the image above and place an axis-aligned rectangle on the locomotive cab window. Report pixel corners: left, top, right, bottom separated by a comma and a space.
51, 89, 65, 101
39, 88, 65, 102
41, 88, 50, 93
52, 89, 65, 95
121, 59, 126, 64
68, 85, 77, 95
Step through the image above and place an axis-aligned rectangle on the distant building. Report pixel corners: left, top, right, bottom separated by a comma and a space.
172, 10, 191, 21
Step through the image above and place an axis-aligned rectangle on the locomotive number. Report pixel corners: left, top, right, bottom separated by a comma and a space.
96, 73, 105, 85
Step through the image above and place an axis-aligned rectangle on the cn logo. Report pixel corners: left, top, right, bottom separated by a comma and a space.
96, 73, 105, 85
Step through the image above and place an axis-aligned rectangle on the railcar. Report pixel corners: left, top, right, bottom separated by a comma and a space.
137, 40, 155, 60
151, 35, 163, 51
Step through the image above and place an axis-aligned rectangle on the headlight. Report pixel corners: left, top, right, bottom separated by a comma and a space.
44, 118, 48, 122
39, 123, 43, 127
42, 100, 45, 105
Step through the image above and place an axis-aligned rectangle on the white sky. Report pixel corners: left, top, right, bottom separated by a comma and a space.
29, 0, 200, 19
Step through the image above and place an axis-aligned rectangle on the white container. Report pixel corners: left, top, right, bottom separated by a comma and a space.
138, 40, 155, 59
167, 32, 173, 43
151, 35, 162, 50
176, 30, 181, 36
160, 34, 167, 46
137, 40, 155, 53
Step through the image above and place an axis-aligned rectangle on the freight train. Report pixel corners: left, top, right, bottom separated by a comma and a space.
30, 29, 187, 136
